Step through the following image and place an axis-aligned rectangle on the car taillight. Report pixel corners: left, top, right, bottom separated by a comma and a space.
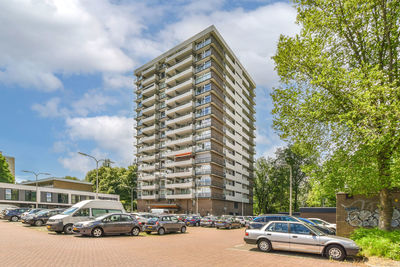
245, 231, 249, 236
156, 221, 159, 225
138, 222, 142, 225
208, 220, 211, 222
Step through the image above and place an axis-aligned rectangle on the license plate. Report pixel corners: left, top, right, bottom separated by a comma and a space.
22, 220, 25, 223
73, 228, 77, 231
47, 225, 51, 229
147, 226, 152, 229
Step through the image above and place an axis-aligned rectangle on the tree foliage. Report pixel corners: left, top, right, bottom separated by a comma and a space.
85, 165, 137, 211
272, 0, 400, 230
254, 146, 313, 214
0, 153, 13, 183
64, 176, 79, 181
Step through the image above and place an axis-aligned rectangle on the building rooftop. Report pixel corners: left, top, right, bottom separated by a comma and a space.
21, 177, 92, 186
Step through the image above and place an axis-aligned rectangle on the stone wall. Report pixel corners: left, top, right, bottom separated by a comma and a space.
336, 192, 400, 237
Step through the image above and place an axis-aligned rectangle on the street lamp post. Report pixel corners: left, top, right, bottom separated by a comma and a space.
287, 164, 293, 216
78, 152, 113, 199
22, 170, 51, 208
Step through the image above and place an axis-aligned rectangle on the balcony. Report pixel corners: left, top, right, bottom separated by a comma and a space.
142, 65, 156, 77
166, 135, 193, 147
166, 113, 193, 126
166, 55, 193, 75
141, 124, 157, 134
138, 154, 157, 162
166, 67, 193, 85
142, 84, 157, 96
166, 124, 193, 136
142, 105, 156, 115
166, 78, 193, 95
142, 94, 157, 106
165, 170, 193, 178
166, 90, 193, 106
138, 174, 157, 181
166, 44, 193, 63
166, 101, 193, 116
165, 147, 193, 157
166, 159, 194, 168
137, 144, 157, 153
140, 135, 157, 144
165, 181, 194, 189
141, 74, 157, 87
195, 38, 211, 51
142, 114, 156, 124
166, 192, 194, 199
140, 194, 158, 200
138, 164, 158, 172
141, 184, 159, 190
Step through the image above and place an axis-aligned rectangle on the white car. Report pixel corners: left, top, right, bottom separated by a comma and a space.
308, 218, 336, 230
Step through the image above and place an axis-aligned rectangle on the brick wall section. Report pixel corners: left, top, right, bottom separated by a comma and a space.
336, 192, 400, 237
300, 212, 336, 223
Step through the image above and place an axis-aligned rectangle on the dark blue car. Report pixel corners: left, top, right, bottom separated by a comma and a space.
185, 216, 201, 226
3, 208, 31, 222
248, 214, 299, 229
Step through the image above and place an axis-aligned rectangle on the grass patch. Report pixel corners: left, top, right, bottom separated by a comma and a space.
350, 228, 400, 260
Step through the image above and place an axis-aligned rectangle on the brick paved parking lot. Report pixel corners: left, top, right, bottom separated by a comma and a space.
0, 220, 363, 267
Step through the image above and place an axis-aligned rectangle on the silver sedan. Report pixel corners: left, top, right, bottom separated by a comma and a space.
244, 221, 359, 261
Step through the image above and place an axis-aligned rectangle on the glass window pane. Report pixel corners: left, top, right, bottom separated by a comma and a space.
290, 223, 311, 235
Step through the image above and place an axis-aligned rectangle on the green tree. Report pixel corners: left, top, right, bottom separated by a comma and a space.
64, 176, 79, 181
272, 0, 400, 230
85, 165, 137, 211
0, 153, 13, 183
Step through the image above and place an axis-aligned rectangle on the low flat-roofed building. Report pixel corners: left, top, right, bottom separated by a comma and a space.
21, 177, 93, 192
0, 182, 119, 209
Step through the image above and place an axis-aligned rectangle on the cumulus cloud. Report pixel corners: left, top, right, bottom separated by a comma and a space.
63, 116, 135, 166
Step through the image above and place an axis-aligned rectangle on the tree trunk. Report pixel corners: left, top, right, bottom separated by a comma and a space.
379, 188, 393, 230
377, 152, 393, 231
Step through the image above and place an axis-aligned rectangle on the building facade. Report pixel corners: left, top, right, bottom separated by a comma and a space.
21, 177, 93, 192
0, 182, 119, 208
134, 26, 256, 216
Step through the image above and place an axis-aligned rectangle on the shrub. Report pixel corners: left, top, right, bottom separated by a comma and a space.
350, 228, 400, 260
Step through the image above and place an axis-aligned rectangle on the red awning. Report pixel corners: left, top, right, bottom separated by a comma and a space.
175, 152, 192, 158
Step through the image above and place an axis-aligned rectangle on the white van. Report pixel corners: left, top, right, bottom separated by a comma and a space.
46, 200, 125, 234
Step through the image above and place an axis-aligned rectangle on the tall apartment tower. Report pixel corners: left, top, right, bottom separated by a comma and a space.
134, 26, 255, 216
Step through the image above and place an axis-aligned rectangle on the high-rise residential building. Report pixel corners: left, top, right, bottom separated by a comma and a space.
134, 25, 255, 216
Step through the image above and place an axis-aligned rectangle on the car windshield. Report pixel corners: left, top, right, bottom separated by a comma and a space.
96, 214, 112, 220
62, 207, 78, 215
37, 210, 50, 216
307, 224, 326, 236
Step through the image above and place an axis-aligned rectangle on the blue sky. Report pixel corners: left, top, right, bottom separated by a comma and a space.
0, 0, 298, 182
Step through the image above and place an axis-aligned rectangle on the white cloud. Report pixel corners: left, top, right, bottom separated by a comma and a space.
63, 116, 135, 167
0, 0, 135, 91
31, 97, 67, 118
156, 2, 299, 88
58, 151, 95, 174
103, 73, 133, 90
255, 129, 271, 145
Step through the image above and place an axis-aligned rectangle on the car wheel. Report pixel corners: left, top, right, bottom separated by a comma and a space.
11, 216, 18, 222
257, 239, 272, 252
63, 224, 74, 234
158, 227, 165, 235
181, 226, 186, 233
216, 227, 219, 229
91, 227, 103, 238
131, 227, 140, 236
34, 220, 43, 226
326, 245, 346, 261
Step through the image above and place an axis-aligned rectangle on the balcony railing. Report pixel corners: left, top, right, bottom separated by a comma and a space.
195, 38, 211, 51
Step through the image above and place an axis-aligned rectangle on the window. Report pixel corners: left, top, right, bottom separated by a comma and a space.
5, 189, 18, 200
162, 216, 171, 221
171, 217, 178, 223
104, 214, 120, 222
234, 202, 239, 209
266, 223, 275, 231
121, 215, 133, 222
25, 191, 36, 202
290, 223, 311, 235
73, 208, 90, 217
58, 193, 68, 204
274, 223, 289, 233
92, 208, 108, 217
46, 192, 52, 202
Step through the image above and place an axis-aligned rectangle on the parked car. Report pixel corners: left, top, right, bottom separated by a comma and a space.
131, 212, 156, 225
185, 216, 201, 226
176, 214, 188, 222
215, 216, 241, 229
235, 216, 248, 226
73, 213, 141, 237
298, 217, 335, 235
244, 221, 359, 261
2, 207, 30, 222
20, 208, 44, 221
22, 209, 64, 226
0, 204, 18, 216
308, 218, 337, 230
46, 200, 125, 234
144, 215, 186, 235
248, 214, 300, 229
200, 216, 217, 227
